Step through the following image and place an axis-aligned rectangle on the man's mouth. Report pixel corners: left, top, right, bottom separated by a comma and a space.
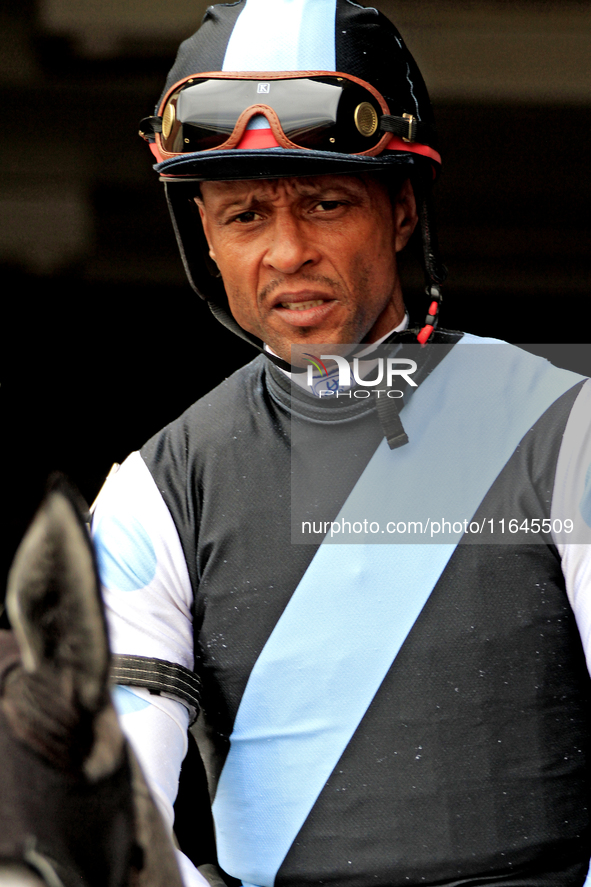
280, 299, 325, 311
269, 292, 338, 328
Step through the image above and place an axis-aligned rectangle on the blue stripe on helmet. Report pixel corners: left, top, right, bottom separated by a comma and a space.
222, 0, 337, 72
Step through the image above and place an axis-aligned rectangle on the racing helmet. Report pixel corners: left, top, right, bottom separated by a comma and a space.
139, 0, 447, 359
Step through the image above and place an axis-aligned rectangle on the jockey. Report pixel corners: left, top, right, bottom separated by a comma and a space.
92, 2, 591, 887
138, 0, 446, 355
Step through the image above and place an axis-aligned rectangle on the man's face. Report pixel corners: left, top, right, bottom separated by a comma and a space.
197, 173, 417, 363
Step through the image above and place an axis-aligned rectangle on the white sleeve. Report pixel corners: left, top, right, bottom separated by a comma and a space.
91, 451, 194, 668
92, 452, 209, 887
111, 687, 209, 887
552, 380, 591, 673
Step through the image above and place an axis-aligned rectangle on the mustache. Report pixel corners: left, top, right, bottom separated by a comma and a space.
259, 274, 341, 301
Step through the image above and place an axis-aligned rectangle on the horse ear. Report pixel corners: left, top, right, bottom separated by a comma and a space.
6, 474, 110, 714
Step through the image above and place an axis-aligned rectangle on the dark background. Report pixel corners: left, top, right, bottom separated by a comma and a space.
3, 0, 590, 593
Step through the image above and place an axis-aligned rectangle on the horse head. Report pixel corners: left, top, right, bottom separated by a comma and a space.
0, 477, 184, 887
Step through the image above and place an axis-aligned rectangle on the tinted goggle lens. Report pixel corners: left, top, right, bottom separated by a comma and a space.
158, 76, 385, 154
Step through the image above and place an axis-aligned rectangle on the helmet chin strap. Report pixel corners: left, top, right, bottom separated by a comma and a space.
207, 300, 294, 372
208, 299, 434, 377
417, 185, 447, 344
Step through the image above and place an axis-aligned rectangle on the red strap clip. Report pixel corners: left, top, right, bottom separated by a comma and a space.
417, 325, 434, 345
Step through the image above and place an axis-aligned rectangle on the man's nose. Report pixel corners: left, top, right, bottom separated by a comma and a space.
263, 212, 320, 274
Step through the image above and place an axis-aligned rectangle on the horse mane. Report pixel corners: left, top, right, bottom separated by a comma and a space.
0, 478, 184, 887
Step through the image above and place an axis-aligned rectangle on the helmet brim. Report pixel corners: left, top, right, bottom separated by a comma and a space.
156, 147, 417, 182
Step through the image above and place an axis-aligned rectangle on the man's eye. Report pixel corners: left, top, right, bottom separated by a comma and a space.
314, 200, 343, 213
233, 211, 262, 223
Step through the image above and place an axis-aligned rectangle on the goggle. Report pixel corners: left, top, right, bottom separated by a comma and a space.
140, 71, 435, 160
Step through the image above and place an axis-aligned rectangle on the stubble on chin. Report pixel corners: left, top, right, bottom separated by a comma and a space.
228, 260, 396, 360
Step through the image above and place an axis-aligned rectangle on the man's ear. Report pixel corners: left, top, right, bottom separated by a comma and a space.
392, 179, 418, 252
196, 199, 217, 263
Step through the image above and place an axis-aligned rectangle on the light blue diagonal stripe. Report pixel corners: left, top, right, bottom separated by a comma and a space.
213, 542, 454, 887
325, 337, 587, 543
213, 339, 585, 887
222, 0, 337, 71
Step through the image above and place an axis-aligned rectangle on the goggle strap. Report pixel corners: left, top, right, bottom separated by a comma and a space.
380, 114, 436, 146
138, 116, 162, 142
